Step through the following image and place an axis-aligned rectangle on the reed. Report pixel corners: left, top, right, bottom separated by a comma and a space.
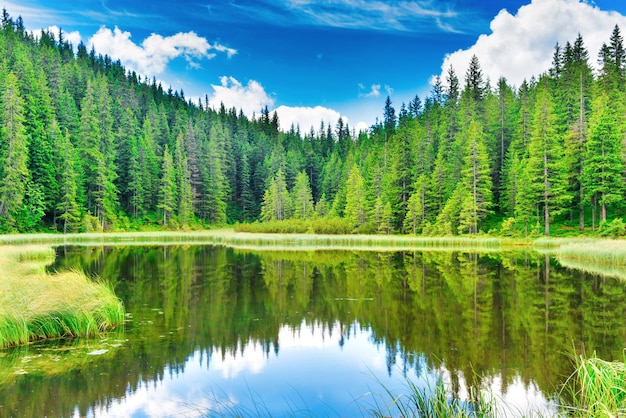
368, 377, 498, 418
560, 353, 626, 417
0, 230, 506, 252
0, 246, 124, 348
555, 240, 626, 266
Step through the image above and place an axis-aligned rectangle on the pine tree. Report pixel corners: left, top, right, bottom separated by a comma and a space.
0, 72, 29, 231
404, 186, 423, 235
458, 118, 493, 234
291, 171, 314, 220
561, 33, 593, 230
158, 146, 177, 226
202, 138, 228, 224
583, 89, 625, 226
174, 132, 194, 226
55, 126, 80, 233
523, 78, 570, 236
78, 76, 118, 230
261, 168, 291, 221
344, 163, 367, 228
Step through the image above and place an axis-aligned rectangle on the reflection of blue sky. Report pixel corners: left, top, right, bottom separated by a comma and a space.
86, 321, 555, 417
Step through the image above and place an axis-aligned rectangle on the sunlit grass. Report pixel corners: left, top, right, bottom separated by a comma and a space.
0, 246, 125, 348
0, 230, 506, 252
560, 353, 626, 417
555, 240, 626, 266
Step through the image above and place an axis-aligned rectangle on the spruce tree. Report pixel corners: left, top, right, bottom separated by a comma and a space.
583, 89, 625, 226
55, 126, 80, 233
158, 146, 177, 226
458, 118, 493, 234
344, 163, 367, 229
291, 171, 314, 220
523, 78, 570, 236
0, 72, 29, 231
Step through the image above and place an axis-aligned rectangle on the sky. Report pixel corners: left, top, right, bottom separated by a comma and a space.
3, 0, 626, 133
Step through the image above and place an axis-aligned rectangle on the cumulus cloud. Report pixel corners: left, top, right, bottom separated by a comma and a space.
274, 105, 346, 133
208, 76, 274, 116
88, 26, 237, 77
437, 0, 626, 88
206, 77, 355, 133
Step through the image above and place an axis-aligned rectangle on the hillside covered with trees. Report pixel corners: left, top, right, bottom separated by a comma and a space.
1, 10, 625, 236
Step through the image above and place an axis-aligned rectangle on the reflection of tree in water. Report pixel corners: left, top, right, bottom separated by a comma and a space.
4, 245, 626, 416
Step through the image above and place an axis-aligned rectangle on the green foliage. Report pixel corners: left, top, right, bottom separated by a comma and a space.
0, 12, 625, 237
598, 218, 626, 238
344, 163, 367, 228
0, 72, 29, 231
561, 353, 626, 417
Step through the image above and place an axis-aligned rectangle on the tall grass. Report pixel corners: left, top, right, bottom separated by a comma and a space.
0, 230, 505, 252
560, 353, 626, 417
0, 246, 124, 348
368, 377, 497, 418
554, 240, 626, 266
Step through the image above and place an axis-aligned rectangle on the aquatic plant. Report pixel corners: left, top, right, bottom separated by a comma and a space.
0, 246, 124, 348
560, 353, 626, 417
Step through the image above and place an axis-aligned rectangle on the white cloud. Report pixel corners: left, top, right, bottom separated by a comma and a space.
206, 78, 360, 133
88, 26, 236, 77
280, 0, 466, 33
359, 83, 381, 98
208, 76, 274, 116
274, 105, 345, 133
437, 0, 626, 88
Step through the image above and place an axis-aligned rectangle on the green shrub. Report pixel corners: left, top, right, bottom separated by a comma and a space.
598, 218, 626, 238
310, 218, 353, 234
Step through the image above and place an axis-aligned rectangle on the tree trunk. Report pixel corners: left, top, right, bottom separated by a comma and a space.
591, 197, 597, 230
601, 201, 607, 224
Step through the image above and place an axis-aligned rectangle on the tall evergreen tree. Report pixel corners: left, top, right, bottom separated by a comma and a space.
291, 170, 314, 220
344, 163, 367, 228
458, 118, 493, 234
54, 125, 80, 233
158, 146, 177, 226
523, 78, 570, 236
583, 89, 625, 226
0, 72, 29, 230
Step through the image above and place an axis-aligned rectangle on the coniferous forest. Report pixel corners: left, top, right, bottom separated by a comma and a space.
1, 10, 626, 236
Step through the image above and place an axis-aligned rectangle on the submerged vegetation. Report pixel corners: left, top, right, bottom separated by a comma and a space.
0, 245, 124, 348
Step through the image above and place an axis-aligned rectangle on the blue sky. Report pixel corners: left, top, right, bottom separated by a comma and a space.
4, 0, 626, 132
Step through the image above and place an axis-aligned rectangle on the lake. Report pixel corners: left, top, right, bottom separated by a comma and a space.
1, 244, 625, 417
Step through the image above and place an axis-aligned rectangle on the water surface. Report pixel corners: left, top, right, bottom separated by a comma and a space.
1, 245, 625, 417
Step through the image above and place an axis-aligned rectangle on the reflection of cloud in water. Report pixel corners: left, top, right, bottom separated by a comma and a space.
439, 367, 557, 417
211, 339, 268, 378
87, 377, 213, 418
84, 321, 556, 417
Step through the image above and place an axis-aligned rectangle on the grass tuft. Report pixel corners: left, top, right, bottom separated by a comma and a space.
367, 376, 497, 418
0, 246, 124, 348
560, 353, 626, 417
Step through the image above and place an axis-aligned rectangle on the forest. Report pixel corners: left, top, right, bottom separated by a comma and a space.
1, 10, 625, 236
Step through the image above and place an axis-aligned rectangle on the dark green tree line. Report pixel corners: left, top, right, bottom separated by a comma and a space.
1, 11, 625, 235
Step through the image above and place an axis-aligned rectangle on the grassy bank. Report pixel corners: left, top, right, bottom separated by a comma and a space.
0, 230, 508, 252
0, 246, 125, 348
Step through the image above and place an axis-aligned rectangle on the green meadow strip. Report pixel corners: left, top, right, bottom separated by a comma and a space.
0, 230, 506, 251
0, 246, 125, 349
